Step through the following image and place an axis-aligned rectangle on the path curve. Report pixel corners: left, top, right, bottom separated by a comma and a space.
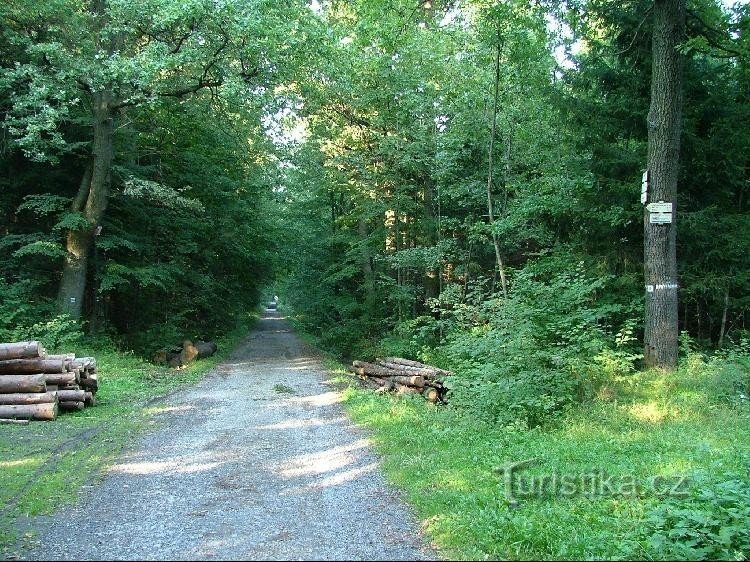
19, 311, 436, 560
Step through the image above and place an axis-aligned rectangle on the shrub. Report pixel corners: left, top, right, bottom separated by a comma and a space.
636, 475, 750, 560
433, 260, 626, 427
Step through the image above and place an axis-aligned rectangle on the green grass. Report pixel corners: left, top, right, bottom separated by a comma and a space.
273, 383, 296, 394
0, 313, 258, 555
332, 355, 750, 560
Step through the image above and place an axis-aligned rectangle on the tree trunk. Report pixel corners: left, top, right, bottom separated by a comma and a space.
644, 0, 684, 370
358, 217, 377, 311
58, 91, 114, 320
486, 34, 508, 299
718, 289, 729, 348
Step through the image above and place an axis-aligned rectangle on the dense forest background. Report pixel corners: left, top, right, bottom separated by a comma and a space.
1, 0, 749, 397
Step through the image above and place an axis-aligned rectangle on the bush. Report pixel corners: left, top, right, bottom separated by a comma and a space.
0, 278, 83, 348
416, 258, 637, 427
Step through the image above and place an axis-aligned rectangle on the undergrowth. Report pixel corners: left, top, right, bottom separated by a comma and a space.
331, 346, 750, 560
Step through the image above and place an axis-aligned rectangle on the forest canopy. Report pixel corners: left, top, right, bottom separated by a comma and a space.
1, 0, 748, 370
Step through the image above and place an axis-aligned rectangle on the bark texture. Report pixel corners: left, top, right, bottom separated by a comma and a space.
644, 0, 685, 369
58, 91, 114, 319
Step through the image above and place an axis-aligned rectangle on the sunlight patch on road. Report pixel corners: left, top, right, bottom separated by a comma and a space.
256, 416, 347, 430
108, 451, 233, 475
285, 391, 343, 407
280, 438, 370, 478
313, 462, 379, 488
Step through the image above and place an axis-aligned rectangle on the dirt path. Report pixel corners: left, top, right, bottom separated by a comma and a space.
18, 311, 436, 560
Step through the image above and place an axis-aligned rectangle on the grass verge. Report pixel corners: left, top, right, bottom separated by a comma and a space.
328, 355, 750, 560
0, 313, 258, 556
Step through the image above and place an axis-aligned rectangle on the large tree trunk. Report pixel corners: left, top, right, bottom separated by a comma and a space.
644, 0, 684, 370
58, 91, 114, 319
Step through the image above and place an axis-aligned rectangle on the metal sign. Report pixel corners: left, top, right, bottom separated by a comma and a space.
646, 202, 673, 213
649, 213, 673, 224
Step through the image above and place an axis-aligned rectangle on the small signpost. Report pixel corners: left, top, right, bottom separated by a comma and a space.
647, 200, 673, 224
649, 212, 673, 224
646, 202, 672, 213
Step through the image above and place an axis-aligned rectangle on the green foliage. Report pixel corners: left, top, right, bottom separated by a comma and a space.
22, 315, 84, 351
11, 241, 65, 260
636, 476, 750, 560
52, 212, 91, 233
433, 256, 625, 427
16, 194, 71, 217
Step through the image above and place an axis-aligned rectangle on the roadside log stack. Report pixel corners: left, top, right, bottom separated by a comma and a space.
349, 357, 451, 403
0, 341, 99, 422
153, 340, 218, 368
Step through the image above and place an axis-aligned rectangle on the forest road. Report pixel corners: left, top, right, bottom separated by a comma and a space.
17, 310, 437, 561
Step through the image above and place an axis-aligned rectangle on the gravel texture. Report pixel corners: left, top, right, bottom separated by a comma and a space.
17, 311, 437, 560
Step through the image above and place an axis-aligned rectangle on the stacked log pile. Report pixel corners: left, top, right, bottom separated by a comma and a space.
153, 340, 218, 368
0, 341, 99, 422
349, 357, 451, 403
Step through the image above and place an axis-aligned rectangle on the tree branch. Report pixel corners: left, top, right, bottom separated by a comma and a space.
686, 8, 745, 59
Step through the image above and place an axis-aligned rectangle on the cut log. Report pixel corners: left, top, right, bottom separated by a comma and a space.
382, 357, 427, 368
382, 357, 452, 376
376, 360, 444, 379
351, 361, 399, 379
71, 358, 94, 370
44, 372, 78, 386
395, 383, 421, 395
0, 341, 46, 361
46, 353, 76, 361
422, 387, 441, 403
0, 358, 66, 375
0, 374, 46, 393
391, 375, 425, 388
195, 341, 218, 358
57, 389, 86, 402
376, 360, 426, 372
84, 391, 96, 407
370, 376, 394, 390
181, 340, 199, 364
80, 373, 98, 393
0, 402, 57, 420
351, 362, 425, 387
0, 392, 57, 405
0, 418, 30, 425
167, 340, 200, 368
59, 401, 84, 411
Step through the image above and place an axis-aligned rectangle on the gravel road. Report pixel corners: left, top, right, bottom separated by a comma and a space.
17, 311, 437, 560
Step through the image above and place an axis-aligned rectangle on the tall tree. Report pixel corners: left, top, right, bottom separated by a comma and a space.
1, 0, 306, 319
644, 0, 685, 369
